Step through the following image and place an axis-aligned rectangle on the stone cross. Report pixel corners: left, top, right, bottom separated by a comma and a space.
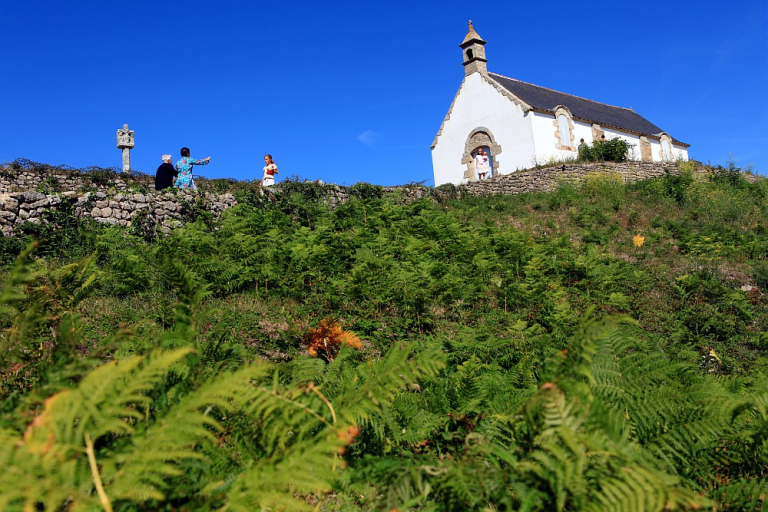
116, 124, 135, 172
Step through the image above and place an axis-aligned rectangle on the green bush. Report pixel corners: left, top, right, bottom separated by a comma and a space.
579, 138, 633, 162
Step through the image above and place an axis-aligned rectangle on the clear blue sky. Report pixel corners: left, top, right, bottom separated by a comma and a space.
1, 0, 766, 185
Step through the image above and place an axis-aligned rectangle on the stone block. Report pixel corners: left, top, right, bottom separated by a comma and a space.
21, 191, 45, 203
101, 207, 112, 217
29, 198, 51, 209
0, 194, 19, 213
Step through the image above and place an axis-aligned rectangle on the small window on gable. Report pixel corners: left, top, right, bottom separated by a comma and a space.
558, 114, 570, 148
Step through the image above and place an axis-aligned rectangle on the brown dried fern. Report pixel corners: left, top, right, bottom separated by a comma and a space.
305, 318, 362, 360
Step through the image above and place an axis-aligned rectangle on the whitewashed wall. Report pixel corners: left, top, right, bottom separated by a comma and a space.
648, 139, 689, 162
431, 73, 535, 186
528, 113, 600, 165
672, 145, 689, 161
572, 120, 593, 153
603, 128, 642, 161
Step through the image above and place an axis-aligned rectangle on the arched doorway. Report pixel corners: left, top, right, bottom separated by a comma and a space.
461, 127, 502, 181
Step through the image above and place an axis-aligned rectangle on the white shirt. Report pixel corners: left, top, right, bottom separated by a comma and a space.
475, 154, 489, 172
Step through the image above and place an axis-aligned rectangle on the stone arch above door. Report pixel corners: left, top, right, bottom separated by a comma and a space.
461, 127, 502, 180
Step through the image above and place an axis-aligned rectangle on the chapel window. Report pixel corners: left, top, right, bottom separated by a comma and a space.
558, 114, 571, 148
662, 138, 672, 161
466, 49, 474, 60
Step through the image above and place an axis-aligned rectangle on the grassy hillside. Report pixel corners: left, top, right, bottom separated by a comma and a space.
1, 164, 767, 510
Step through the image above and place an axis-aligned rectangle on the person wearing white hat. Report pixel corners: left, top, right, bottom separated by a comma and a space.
155, 154, 178, 190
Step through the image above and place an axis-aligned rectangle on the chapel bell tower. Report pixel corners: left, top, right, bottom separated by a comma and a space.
460, 21, 487, 76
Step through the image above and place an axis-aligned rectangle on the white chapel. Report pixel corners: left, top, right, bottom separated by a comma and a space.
431, 23, 690, 186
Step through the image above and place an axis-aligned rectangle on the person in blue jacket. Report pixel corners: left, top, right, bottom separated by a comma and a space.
175, 147, 210, 190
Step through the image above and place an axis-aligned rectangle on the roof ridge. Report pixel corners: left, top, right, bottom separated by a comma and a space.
487, 72, 636, 113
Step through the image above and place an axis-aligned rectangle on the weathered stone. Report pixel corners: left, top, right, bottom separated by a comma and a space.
101, 207, 112, 217
29, 198, 51, 209
0, 194, 19, 214
21, 191, 46, 203
62, 191, 77, 198
95, 200, 108, 208
91, 207, 102, 217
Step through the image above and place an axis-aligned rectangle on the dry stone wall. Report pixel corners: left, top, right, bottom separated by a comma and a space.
456, 161, 682, 196
0, 160, 750, 237
0, 188, 236, 237
306, 162, 688, 206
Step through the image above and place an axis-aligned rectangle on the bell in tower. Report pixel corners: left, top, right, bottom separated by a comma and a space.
460, 21, 487, 76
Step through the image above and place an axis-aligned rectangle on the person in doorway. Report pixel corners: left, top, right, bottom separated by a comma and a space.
262, 154, 278, 187
175, 147, 210, 190
155, 154, 178, 190
475, 148, 490, 180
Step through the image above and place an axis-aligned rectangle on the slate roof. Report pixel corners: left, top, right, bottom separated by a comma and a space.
488, 72, 688, 146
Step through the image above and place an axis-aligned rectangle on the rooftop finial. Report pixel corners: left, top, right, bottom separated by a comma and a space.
469, 20, 473, 31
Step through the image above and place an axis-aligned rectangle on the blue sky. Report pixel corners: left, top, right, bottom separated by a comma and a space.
1, 0, 766, 185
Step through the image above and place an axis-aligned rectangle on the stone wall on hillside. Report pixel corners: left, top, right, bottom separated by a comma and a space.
0, 189, 236, 237
456, 161, 682, 196
0, 160, 754, 237
0, 166, 154, 196
309, 161, 687, 206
